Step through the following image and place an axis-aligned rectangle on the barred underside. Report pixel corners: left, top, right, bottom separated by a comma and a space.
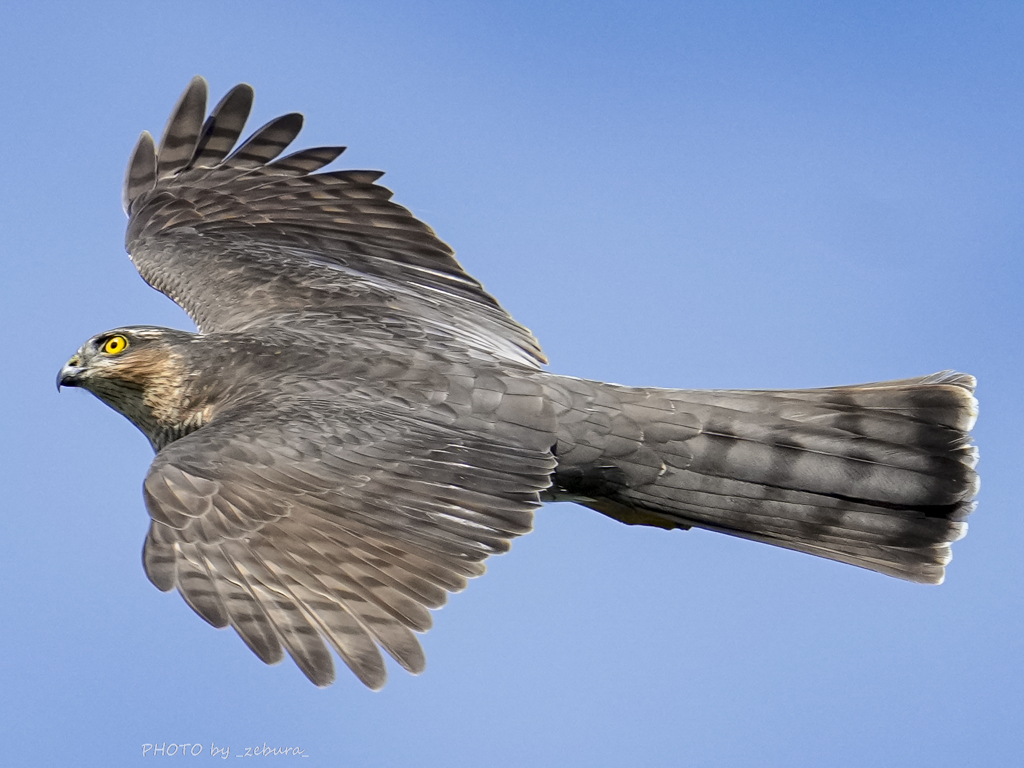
548, 371, 978, 584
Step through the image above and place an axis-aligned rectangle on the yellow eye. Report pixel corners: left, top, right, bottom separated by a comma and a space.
102, 335, 129, 355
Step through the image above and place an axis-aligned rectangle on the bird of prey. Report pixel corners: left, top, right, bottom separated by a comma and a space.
58, 77, 979, 689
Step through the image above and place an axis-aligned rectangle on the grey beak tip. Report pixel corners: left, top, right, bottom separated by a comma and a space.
57, 365, 78, 392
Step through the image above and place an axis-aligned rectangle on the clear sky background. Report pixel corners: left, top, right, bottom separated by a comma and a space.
2, 2, 1022, 766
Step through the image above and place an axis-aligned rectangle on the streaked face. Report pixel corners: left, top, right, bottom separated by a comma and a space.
57, 326, 193, 444
57, 327, 170, 393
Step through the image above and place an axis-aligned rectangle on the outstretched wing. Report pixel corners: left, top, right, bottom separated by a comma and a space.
141, 397, 556, 688
123, 76, 545, 368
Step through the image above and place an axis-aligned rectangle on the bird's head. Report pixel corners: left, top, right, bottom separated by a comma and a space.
58, 326, 201, 449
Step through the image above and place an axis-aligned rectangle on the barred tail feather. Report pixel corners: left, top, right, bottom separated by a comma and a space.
549, 371, 978, 584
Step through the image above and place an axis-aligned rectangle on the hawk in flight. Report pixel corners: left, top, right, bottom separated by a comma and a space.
59, 78, 979, 688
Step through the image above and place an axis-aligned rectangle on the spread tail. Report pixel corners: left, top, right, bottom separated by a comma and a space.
548, 371, 978, 584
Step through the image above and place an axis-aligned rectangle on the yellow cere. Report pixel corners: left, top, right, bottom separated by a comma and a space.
103, 335, 129, 355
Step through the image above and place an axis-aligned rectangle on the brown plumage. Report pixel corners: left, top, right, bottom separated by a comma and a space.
58, 77, 979, 688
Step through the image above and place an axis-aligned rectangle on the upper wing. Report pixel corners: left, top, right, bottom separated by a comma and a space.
141, 397, 556, 688
123, 76, 545, 368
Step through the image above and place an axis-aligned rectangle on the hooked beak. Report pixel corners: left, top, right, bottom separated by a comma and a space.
57, 357, 84, 391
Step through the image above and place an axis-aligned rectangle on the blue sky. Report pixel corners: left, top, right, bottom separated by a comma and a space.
2, 2, 1022, 766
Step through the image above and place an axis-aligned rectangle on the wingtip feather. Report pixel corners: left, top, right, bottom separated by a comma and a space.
157, 76, 208, 179
123, 130, 156, 215
191, 83, 255, 167
225, 113, 305, 169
